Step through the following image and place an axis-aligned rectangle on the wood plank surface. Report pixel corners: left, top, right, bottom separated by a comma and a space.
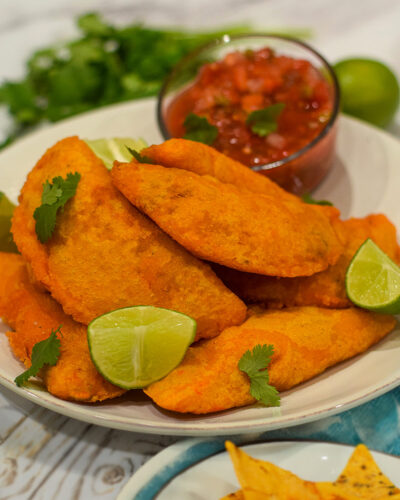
0, 386, 177, 499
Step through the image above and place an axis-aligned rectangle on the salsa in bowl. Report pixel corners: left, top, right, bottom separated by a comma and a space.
157, 34, 340, 194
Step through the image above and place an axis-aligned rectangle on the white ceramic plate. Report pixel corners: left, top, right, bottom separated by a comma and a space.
1, 98, 400, 436
117, 439, 400, 499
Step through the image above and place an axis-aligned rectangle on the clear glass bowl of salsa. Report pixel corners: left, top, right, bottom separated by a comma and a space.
157, 34, 340, 195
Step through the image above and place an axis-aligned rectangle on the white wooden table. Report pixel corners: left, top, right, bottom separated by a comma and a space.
0, 385, 177, 498
1, 1, 400, 498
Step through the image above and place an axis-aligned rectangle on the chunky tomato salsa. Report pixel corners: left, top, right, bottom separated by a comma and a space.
165, 47, 334, 167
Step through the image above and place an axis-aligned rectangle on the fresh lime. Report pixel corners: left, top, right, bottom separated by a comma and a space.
346, 239, 400, 314
85, 137, 148, 169
334, 58, 400, 128
0, 192, 18, 253
87, 306, 196, 389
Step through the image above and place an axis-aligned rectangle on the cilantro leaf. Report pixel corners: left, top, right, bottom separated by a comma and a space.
239, 344, 274, 374
127, 147, 154, 164
33, 172, 81, 243
302, 193, 333, 206
33, 204, 58, 243
249, 375, 280, 406
238, 344, 280, 407
77, 12, 114, 38
55, 173, 82, 202
41, 180, 62, 205
15, 326, 62, 387
246, 103, 285, 137
183, 113, 218, 145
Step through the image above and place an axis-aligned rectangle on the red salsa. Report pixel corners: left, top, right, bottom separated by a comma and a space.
165, 47, 334, 167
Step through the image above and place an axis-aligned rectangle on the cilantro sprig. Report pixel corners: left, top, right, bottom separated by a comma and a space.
302, 193, 333, 206
127, 147, 154, 164
15, 326, 62, 387
246, 103, 285, 137
183, 113, 218, 145
238, 344, 280, 407
33, 172, 81, 243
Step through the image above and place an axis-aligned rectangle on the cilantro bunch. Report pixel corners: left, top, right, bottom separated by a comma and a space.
0, 13, 249, 149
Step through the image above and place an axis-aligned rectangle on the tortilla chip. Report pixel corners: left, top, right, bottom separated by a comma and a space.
316, 444, 400, 499
220, 491, 245, 500
241, 489, 272, 499
225, 441, 322, 499
223, 442, 399, 500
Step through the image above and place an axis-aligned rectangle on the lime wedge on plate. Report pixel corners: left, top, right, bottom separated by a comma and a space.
85, 137, 147, 169
0, 192, 18, 253
88, 306, 196, 389
346, 239, 400, 314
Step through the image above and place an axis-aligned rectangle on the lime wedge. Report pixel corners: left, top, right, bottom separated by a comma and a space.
346, 239, 400, 314
0, 192, 18, 253
85, 137, 148, 169
87, 306, 196, 389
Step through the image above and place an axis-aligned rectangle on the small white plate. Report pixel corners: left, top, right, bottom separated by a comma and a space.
0, 98, 400, 436
117, 439, 400, 499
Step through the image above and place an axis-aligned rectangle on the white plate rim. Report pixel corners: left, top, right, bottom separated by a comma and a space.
116, 438, 400, 500
0, 360, 399, 435
0, 98, 400, 436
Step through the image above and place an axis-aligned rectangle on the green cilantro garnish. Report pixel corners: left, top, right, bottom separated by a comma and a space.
246, 103, 285, 137
127, 147, 154, 164
238, 344, 280, 407
0, 13, 255, 150
302, 193, 333, 206
183, 113, 218, 145
33, 172, 81, 243
15, 326, 62, 387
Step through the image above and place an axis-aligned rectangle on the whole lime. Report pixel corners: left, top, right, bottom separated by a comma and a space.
334, 58, 399, 128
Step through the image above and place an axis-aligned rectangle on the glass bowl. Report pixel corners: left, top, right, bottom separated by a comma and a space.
157, 34, 340, 195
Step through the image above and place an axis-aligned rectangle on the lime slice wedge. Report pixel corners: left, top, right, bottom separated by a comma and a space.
85, 137, 148, 169
87, 306, 196, 389
0, 192, 18, 253
346, 238, 400, 314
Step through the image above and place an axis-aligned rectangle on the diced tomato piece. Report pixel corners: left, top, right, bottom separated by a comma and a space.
241, 93, 264, 112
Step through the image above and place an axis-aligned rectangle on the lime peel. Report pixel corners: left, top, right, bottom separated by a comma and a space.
85, 137, 148, 169
87, 305, 196, 389
0, 192, 18, 252
346, 238, 400, 314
